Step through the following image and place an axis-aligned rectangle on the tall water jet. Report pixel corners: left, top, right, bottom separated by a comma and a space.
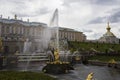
50, 9, 59, 51
50, 10, 70, 62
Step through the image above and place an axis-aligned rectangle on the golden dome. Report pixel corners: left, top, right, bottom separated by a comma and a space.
104, 22, 115, 37
104, 31, 115, 37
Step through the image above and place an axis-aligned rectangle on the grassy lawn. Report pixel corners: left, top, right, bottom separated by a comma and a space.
0, 71, 57, 80
68, 41, 120, 63
68, 41, 120, 53
88, 55, 120, 62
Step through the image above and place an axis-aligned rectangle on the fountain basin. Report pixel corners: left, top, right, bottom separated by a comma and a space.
42, 61, 74, 74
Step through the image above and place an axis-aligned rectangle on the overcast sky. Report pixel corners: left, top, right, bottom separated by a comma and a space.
0, 0, 120, 40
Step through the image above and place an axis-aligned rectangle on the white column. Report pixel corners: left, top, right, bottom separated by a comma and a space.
10, 26, 12, 33
4, 26, 6, 34
20, 27, 22, 34
21, 27, 24, 34
18, 27, 20, 34
13, 27, 15, 34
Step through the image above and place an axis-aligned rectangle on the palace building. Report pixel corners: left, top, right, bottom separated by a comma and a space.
59, 27, 86, 42
0, 15, 48, 54
0, 15, 86, 54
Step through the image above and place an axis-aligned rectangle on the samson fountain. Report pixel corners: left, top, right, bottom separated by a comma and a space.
42, 9, 74, 74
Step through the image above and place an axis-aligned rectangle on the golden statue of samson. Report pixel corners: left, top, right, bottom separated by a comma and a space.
86, 72, 94, 80
54, 49, 60, 62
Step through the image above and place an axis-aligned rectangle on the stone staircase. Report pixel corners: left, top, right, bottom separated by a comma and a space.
16, 53, 49, 62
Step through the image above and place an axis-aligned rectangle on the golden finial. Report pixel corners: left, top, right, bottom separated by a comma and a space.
14, 14, 17, 20
107, 22, 110, 27
86, 72, 94, 80
107, 22, 111, 32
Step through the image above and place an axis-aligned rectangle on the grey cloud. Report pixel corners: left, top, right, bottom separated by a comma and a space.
109, 10, 120, 23
86, 32, 102, 39
1, 0, 28, 15
62, 0, 120, 7
7, 0, 50, 17
88, 17, 106, 24
9, 0, 25, 4
119, 29, 120, 32
35, 7, 50, 15
82, 29, 93, 33
63, 0, 80, 4
11, 13, 34, 17
92, 33, 102, 39
62, 0, 85, 7
89, 7, 120, 24
1, 0, 26, 6
91, 0, 119, 5
11, 7, 50, 17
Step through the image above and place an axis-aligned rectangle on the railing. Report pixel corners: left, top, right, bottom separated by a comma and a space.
16, 53, 49, 62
